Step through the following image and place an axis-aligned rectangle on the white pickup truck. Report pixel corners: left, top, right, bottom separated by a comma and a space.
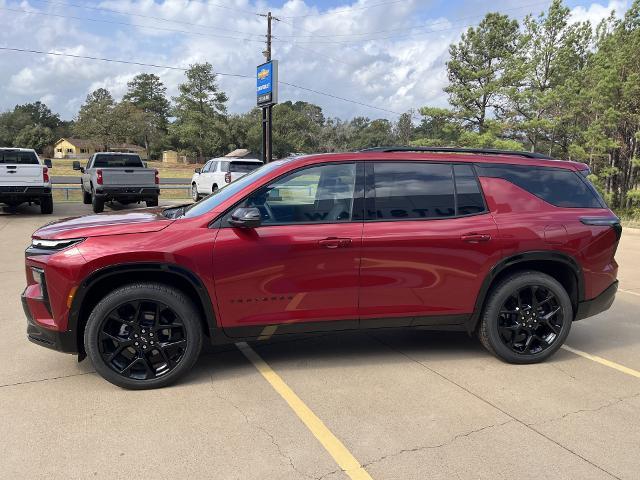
191, 158, 263, 201
73, 152, 159, 213
0, 148, 53, 214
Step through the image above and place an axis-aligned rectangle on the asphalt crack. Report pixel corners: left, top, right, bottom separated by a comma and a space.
209, 376, 313, 479
368, 333, 622, 480
362, 419, 514, 469
528, 391, 640, 428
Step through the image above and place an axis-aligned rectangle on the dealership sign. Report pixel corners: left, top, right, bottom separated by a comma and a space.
256, 60, 278, 107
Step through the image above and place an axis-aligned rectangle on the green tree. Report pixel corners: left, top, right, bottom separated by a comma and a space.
73, 88, 116, 150
123, 73, 170, 158
446, 13, 520, 132
394, 112, 414, 145
171, 63, 229, 158
14, 124, 55, 153
505, 0, 592, 152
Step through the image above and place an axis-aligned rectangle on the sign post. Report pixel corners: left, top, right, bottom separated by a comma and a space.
257, 60, 278, 163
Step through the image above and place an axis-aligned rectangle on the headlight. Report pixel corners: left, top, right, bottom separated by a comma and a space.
31, 238, 85, 251
31, 267, 44, 287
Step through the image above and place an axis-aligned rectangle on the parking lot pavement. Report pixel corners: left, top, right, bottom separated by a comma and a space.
1, 202, 639, 479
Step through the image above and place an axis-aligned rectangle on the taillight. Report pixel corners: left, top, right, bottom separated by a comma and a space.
580, 216, 622, 241
225, 172, 231, 183
42, 167, 49, 183
96, 169, 103, 185
154, 169, 159, 185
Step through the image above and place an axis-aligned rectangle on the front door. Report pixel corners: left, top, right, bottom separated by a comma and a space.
359, 162, 500, 327
212, 162, 363, 337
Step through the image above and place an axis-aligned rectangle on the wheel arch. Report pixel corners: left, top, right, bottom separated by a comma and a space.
69, 263, 217, 354
468, 251, 584, 333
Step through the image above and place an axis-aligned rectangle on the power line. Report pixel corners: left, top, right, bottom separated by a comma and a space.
276, 0, 552, 39
0, 46, 409, 118
280, 0, 408, 19
30, 0, 262, 37
0, 6, 265, 43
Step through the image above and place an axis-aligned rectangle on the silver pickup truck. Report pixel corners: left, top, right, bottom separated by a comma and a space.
73, 153, 159, 213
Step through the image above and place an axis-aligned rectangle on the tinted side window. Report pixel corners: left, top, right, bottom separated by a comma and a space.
371, 162, 455, 219
476, 164, 602, 208
240, 163, 357, 225
454, 164, 486, 215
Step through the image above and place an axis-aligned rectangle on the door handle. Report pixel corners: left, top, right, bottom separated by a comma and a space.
461, 233, 491, 243
318, 238, 352, 249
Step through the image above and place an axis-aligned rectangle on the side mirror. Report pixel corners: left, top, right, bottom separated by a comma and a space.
44, 159, 52, 168
72, 161, 81, 171
228, 207, 262, 228
194, 168, 201, 174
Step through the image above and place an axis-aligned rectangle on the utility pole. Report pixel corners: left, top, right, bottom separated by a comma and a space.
258, 11, 279, 163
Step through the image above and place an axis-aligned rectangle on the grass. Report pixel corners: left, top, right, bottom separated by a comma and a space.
52, 186, 192, 202
50, 158, 205, 179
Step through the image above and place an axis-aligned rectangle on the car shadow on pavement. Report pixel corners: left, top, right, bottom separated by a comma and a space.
184, 329, 488, 387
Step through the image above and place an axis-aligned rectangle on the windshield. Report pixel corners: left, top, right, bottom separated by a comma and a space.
230, 161, 262, 173
93, 154, 143, 168
181, 160, 286, 218
0, 151, 39, 164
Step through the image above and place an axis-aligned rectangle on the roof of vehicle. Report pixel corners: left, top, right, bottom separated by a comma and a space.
0, 147, 37, 152
93, 152, 142, 156
206, 157, 263, 163
286, 148, 588, 171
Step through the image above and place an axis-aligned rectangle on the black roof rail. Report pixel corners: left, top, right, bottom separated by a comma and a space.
359, 146, 553, 160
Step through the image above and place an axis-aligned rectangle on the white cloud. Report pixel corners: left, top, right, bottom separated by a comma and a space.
0, 0, 633, 121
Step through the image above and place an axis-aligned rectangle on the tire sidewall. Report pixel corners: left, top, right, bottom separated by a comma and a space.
483, 272, 573, 364
84, 284, 203, 389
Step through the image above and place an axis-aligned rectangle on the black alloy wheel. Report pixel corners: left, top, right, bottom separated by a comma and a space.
497, 285, 563, 355
478, 271, 572, 364
85, 283, 203, 389
99, 300, 187, 380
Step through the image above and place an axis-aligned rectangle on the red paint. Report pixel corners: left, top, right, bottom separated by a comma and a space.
22, 152, 620, 341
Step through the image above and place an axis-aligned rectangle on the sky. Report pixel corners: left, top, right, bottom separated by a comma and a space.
0, 0, 631, 121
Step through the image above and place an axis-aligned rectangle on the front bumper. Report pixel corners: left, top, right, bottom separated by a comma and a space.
575, 280, 618, 321
22, 290, 77, 353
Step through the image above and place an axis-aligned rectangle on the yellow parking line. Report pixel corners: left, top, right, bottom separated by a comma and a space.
619, 288, 640, 297
562, 345, 640, 378
237, 342, 373, 480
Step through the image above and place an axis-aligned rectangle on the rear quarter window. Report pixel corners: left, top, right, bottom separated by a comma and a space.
475, 164, 603, 208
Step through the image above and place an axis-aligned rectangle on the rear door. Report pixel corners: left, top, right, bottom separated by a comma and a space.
212, 161, 364, 336
359, 162, 500, 327
0, 151, 42, 186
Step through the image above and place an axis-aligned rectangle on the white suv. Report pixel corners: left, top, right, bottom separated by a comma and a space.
191, 158, 263, 201
0, 148, 53, 214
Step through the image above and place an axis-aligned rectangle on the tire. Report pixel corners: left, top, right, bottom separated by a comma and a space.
191, 183, 200, 202
40, 195, 53, 214
91, 188, 104, 213
211, 184, 218, 194
146, 197, 159, 207
478, 271, 572, 364
82, 187, 91, 205
84, 282, 203, 390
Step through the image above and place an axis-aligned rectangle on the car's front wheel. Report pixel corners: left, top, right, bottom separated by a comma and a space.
84, 283, 203, 389
191, 183, 200, 202
478, 271, 572, 364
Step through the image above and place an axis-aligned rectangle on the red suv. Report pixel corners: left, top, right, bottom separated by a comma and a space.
22, 148, 621, 389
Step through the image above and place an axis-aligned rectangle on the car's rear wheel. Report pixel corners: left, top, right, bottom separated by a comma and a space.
478, 271, 572, 364
146, 197, 159, 207
84, 283, 203, 389
40, 195, 53, 214
81, 187, 91, 205
91, 187, 104, 213
191, 183, 200, 202
211, 184, 218, 194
